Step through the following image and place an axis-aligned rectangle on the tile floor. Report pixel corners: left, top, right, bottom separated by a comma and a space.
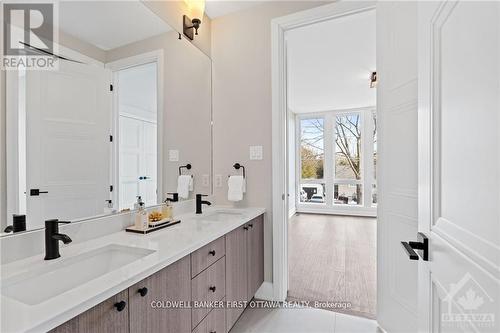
230, 306, 379, 333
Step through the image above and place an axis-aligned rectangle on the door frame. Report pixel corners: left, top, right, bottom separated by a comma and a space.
106, 50, 164, 209
271, 1, 376, 301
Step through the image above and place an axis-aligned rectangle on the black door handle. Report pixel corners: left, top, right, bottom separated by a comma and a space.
30, 189, 48, 196
401, 232, 429, 261
114, 301, 127, 312
209, 286, 216, 292
209, 250, 216, 256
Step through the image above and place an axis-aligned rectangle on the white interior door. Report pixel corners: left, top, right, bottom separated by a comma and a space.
118, 116, 157, 209
418, 1, 500, 332
25, 60, 111, 229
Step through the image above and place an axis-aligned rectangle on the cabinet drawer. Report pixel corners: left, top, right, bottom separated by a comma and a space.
192, 257, 226, 329
191, 236, 225, 278
192, 300, 226, 333
50, 289, 129, 333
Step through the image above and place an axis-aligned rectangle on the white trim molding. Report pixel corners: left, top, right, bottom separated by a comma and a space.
271, 1, 376, 302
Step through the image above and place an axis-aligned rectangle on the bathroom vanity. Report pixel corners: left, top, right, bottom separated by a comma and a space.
0, 207, 265, 333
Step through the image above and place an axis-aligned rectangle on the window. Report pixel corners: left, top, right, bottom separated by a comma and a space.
334, 113, 362, 206
296, 108, 376, 213
299, 118, 325, 204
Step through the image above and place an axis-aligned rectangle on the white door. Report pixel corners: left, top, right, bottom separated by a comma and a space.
118, 116, 157, 209
418, 1, 500, 332
377, 2, 420, 332
25, 60, 111, 229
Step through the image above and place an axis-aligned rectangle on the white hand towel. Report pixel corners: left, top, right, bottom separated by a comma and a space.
228, 175, 246, 202
177, 175, 192, 199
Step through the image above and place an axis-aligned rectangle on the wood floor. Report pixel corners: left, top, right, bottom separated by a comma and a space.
287, 213, 377, 319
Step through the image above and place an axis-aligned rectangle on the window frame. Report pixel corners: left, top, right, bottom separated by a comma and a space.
296, 106, 376, 216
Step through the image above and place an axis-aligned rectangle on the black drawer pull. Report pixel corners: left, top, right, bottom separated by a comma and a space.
210, 331, 216, 333
138, 287, 148, 297
114, 301, 126, 312
248, 224, 253, 228
209, 250, 216, 256
209, 286, 216, 292
243, 226, 249, 230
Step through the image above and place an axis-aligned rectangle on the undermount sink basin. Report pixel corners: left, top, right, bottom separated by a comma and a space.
197, 210, 244, 222
1, 244, 155, 305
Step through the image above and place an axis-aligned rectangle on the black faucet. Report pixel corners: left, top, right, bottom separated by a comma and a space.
44, 219, 72, 260
196, 194, 211, 214
165, 192, 179, 202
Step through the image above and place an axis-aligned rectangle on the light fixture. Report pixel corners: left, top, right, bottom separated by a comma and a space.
370, 71, 377, 88
183, 0, 205, 40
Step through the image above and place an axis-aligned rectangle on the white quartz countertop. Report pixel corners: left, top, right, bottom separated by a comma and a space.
0, 206, 265, 333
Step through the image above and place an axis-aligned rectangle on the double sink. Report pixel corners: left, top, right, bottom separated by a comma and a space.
1, 210, 244, 306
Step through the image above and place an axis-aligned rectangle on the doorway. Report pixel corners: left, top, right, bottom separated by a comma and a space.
271, 1, 378, 321
107, 51, 164, 211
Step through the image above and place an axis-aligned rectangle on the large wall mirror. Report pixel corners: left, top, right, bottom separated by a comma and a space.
2, 1, 212, 234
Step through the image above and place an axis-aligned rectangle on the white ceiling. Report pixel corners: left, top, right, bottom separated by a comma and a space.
205, 0, 263, 19
286, 9, 376, 113
59, 1, 171, 51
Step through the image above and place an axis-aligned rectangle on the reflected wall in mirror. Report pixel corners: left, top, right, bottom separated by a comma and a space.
2, 1, 212, 234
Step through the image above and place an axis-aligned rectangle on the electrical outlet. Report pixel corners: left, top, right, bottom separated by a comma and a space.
215, 175, 223, 188
202, 174, 210, 187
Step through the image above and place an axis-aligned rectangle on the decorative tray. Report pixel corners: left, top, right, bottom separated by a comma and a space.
125, 219, 181, 234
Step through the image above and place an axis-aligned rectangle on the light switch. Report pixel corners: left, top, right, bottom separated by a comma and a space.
250, 146, 263, 160
215, 175, 223, 188
202, 174, 210, 187
169, 150, 179, 162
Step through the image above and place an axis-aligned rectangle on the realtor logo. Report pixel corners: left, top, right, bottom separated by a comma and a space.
442, 273, 495, 329
2, 2, 57, 69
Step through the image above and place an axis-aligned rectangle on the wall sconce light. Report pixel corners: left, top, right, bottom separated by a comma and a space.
370, 71, 377, 88
183, 0, 205, 40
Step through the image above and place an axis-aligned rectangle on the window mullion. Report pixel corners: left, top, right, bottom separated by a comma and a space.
324, 114, 334, 208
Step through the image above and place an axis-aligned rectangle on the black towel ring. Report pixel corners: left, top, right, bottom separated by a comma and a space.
179, 163, 192, 175
233, 163, 246, 178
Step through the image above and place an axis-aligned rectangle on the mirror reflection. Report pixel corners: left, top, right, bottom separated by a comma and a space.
2, 1, 212, 234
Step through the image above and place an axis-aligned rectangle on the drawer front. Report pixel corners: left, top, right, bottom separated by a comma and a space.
192, 301, 226, 333
192, 257, 226, 328
191, 236, 225, 278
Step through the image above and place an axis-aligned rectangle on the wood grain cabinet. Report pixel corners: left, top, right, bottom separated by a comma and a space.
129, 255, 191, 333
225, 215, 264, 331
246, 215, 264, 301
49, 214, 264, 333
50, 290, 129, 333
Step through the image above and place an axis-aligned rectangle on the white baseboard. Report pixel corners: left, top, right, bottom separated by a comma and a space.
288, 206, 296, 219
254, 281, 274, 301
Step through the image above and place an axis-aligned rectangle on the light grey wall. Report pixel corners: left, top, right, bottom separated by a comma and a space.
211, 1, 328, 282
106, 31, 213, 200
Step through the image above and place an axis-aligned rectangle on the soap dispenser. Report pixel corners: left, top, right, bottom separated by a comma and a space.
135, 202, 148, 230
134, 196, 144, 210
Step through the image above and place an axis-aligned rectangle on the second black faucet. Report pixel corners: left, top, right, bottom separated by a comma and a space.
195, 194, 211, 214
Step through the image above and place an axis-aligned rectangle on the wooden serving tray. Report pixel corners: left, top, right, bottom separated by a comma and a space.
126, 219, 181, 234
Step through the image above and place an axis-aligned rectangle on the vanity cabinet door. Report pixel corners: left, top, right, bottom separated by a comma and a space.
50, 290, 129, 333
247, 215, 264, 301
129, 255, 191, 333
225, 225, 248, 331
